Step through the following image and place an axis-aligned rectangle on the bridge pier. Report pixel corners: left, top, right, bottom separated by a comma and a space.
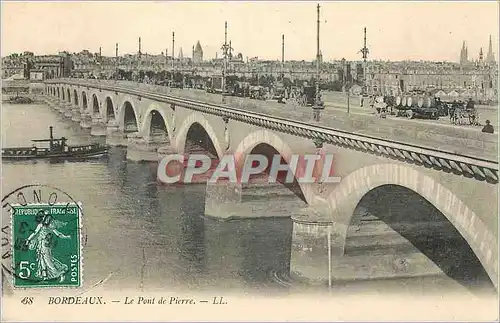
289, 213, 347, 285
63, 103, 73, 119
204, 180, 307, 220
52, 100, 61, 112
90, 116, 106, 136
80, 112, 92, 129
53, 100, 64, 113
43, 96, 53, 106
157, 146, 177, 161
106, 121, 129, 147
126, 133, 171, 162
71, 107, 81, 122
46, 97, 57, 110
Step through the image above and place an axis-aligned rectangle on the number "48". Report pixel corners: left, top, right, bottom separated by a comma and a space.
18, 261, 35, 279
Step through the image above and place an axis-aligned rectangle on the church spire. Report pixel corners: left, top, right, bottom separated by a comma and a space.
486, 35, 495, 65
460, 40, 468, 65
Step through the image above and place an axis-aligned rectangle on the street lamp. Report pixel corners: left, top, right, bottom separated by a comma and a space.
313, 3, 321, 122
115, 43, 119, 81
345, 60, 351, 114
171, 32, 175, 88
360, 27, 369, 97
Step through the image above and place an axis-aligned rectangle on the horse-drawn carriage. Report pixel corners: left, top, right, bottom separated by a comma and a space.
272, 83, 288, 103
249, 86, 267, 100
287, 85, 324, 108
232, 81, 251, 98
393, 93, 440, 119
448, 100, 479, 126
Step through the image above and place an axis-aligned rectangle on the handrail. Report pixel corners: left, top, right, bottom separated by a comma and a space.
46, 79, 499, 183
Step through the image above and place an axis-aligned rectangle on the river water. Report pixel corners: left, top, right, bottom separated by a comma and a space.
1, 102, 497, 300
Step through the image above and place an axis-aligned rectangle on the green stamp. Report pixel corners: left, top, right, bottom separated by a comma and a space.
11, 203, 82, 288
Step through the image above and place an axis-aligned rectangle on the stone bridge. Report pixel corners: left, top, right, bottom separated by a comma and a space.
44, 79, 498, 290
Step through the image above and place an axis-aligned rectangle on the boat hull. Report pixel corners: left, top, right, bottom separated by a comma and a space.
2, 148, 108, 161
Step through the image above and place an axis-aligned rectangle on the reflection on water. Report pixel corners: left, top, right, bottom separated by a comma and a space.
2, 103, 292, 293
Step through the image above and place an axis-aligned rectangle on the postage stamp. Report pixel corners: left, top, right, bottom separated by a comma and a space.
10, 202, 82, 288
2, 185, 86, 290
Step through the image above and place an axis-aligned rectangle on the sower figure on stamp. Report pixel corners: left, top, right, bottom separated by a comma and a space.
25, 212, 71, 283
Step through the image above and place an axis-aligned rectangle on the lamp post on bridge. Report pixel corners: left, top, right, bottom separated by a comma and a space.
343, 59, 351, 114
115, 43, 119, 81
313, 3, 322, 122
221, 21, 229, 104
164, 48, 168, 86
171, 32, 175, 88
359, 27, 370, 97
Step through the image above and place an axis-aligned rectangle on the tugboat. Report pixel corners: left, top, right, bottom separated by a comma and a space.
2, 126, 108, 160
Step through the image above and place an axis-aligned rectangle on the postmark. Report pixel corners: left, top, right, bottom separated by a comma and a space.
2, 184, 85, 289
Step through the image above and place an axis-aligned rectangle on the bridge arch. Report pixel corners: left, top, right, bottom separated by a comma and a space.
81, 91, 88, 111
92, 94, 100, 116
120, 101, 139, 133
234, 129, 315, 205
326, 163, 498, 288
104, 97, 115, 123
139, 103, 173, 142
73, 89, 79, 106
175, 112, 223, 159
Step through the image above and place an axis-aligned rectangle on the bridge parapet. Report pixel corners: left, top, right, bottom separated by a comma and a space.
48, 79, 498, 158
46, 79, 498, 184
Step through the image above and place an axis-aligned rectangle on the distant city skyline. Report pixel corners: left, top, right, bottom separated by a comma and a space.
2, 1, 499, 63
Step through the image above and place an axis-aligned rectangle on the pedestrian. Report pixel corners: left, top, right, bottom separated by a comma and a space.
450, 100, 458, 123
482, 120, 494, 134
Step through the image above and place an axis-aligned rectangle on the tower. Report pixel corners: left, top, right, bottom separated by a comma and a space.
486, 35, 495, 65
460, 41, 468, 65
193, 41, 203, 63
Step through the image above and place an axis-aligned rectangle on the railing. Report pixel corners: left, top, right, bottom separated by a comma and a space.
46, 79, 499, 183
2, 147, 47, 156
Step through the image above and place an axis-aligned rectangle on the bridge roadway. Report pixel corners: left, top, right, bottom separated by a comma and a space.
44, 79, 498, 290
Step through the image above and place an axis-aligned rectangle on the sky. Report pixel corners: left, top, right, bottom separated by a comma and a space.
1, 1, 499, 62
